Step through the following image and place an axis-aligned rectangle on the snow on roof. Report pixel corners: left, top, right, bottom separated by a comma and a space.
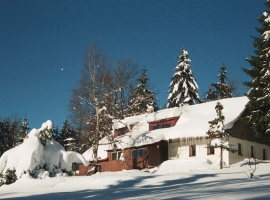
117, 96, 247, 146
113, 113, 148, 130
85, 97, 248, 159
146, 107, 182, 122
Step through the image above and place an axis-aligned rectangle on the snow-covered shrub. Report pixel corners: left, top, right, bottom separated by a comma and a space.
0, 120, 89, 180
39, 127, 53, 146
0, 168, 17, 186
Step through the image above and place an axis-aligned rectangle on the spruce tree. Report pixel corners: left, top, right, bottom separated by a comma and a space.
205, 63, 232, 102
60, 119, 77, 151
127, 68, 157, 116
242, 1, 270, 137
206, 102, 230, 169
167, 48, 202, 108
204, 87, 218, 102
17, 117, 30, 145
212, 63, 232, 99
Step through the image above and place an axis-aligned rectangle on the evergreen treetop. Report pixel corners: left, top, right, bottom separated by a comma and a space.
167, 48, 202, 108
126, 68, 157, 116
205, 63, 232, 101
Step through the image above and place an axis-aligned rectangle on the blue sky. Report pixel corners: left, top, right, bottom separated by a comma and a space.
0, 0, 266, 129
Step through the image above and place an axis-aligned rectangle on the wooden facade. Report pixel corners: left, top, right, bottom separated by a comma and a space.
228, 110, 270, 146
79, 140, 168, 175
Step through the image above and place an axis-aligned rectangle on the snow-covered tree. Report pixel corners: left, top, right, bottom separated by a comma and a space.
212, 63, 232, 99
204, 63, 233, 102
69, 45, 140, 160
126, 68, 157, 116
204, 87, 218, 102
167, 48, 202, 108
0, 118, 20, 156
38, 122, 53, 146
60, 119, 78, 151
242, 1, 270, 137
17, 117, 30, 145
206, 102, 231, 169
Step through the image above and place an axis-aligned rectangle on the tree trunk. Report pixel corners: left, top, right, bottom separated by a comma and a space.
220, 145, 223, 169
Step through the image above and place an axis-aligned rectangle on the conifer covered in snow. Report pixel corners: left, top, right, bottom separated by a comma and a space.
126, 68, 157, 116
205, 63, 232, 101
204, 87, 218, 102
17, 117, 30, 145
60, 119, 78, 151
242, 1, 270, 137
167, 48, 202, 108
206, 102, 230, 169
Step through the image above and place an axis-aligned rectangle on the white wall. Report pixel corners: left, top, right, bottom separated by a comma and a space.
168, 137, 270, 166
228, 137, 270, 165
168, 138, 225, 166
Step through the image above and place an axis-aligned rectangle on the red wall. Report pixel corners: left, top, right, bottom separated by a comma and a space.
79, 141, 168, 175
149, 117, 179, 131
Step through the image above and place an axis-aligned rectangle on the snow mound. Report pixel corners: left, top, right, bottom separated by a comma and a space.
154, 158, 214, 175
0, 120, 89, 179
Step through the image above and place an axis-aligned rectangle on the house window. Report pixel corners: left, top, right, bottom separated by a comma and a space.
118, 128, 125, 136
112, 152, 117, 160
153, 125, 160, 130
251, 146, 254, 158
131, 149, 138, 158
238, 143, 242, 156
111, 151, 122, 160
207, 146, 215, 155
138, 148, 146, 157
263, 149, 267, 160
162, 124, 171, 128
131, 148, 146, 158
189, 145, 196, 157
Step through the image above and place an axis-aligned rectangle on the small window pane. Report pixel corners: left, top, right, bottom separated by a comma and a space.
138, 149, 146, 157
162, 124, 171, 128
238, 143, 242, 155
190, 145, 196, 157
251, 146, 254, 158
131, 149, 138, 158
208, 146, 215, 155
117, 151, 122, 159
118, 129, 125, 136
263, 149, 267, 160
112, 152, 117, 160
153, 125, 160, 130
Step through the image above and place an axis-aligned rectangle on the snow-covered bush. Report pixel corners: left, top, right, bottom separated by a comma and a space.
0, 120, 89, 180
0, 168, 17, 187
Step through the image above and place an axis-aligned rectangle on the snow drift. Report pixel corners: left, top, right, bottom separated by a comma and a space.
0, 120, 89, 179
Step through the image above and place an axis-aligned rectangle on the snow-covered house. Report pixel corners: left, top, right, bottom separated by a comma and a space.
80, 96, 270, 174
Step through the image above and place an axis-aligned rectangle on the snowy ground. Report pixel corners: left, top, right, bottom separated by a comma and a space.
1, 158, 270, 200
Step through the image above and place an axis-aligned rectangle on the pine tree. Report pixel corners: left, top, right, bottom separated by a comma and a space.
204, 87, 218, 102
0, 118, 20, 154
206, 102, 230, 169
242, 1, 270, 137
204, 63, 233, 102
60, 119, 78, 151
167, 48, 202, 108
212, 63, 232, 99
52, 126, 60, 142
126, 68, 157, 116
17, 117, 30, 145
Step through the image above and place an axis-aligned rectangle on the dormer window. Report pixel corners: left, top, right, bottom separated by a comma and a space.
148, 117, 179, 131
118, 128, 125, 136
162, 124, 171, 128
114, 126, 131, 138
